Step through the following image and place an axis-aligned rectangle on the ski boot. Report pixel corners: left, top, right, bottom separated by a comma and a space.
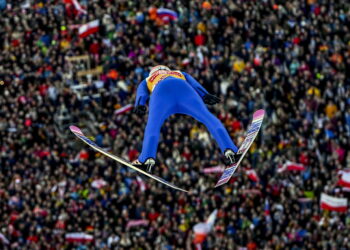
132, 158, 156, 173
223, 149, 241, 177
223, 149, 240, 166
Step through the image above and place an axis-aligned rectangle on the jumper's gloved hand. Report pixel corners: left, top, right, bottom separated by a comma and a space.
134, 105, 147, 116
203, 94, 220, 105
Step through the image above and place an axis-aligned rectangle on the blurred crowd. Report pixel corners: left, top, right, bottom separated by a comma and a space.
1, 0, 350, 249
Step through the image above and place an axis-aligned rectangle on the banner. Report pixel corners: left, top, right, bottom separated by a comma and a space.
320, 193, 347, 212
136, 176, 147, 192
338, 170, 350, 188
114, 104, 133, 116
156, 8, 178, 21
66, 232, 93, 243
79, 20, 99, 38
64, 0, 87, 14
245, 169, 259, 182
126, 219, 149, 229
202, 166, 224, 174
278, 161, 306, 173
193, 209, 217, 244
91, 179, 107, 189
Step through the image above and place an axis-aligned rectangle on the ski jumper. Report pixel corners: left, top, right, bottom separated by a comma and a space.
135, 70, 238, 163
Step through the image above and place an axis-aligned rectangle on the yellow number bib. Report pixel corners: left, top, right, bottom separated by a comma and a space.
146, 70, 186, 92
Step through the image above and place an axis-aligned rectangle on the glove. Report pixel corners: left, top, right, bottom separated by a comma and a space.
134, 105, 147, 116
203, 94, 220, 105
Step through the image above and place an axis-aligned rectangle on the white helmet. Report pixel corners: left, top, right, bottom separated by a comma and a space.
149, 65, 170, 76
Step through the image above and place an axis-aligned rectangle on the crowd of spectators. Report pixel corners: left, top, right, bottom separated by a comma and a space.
1, 0, 350, 249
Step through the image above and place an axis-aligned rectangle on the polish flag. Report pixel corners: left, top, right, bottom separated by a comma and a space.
79, 20, 100, 38
193, 209, 217, 245
320, 193, 348, 212
136, 176, 147, 192
245, 169, 259, 182
202, 166, 224, 174
91, 179, 107, 189
338, 170, 350, 188
65, 232, 93, 243
114, 104, 133, 116
277, 161, 306, 173
126, 219, 149, 229
64, 0, 87, 14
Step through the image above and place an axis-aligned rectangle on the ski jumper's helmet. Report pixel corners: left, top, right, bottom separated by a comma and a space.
149, 65, 170, 76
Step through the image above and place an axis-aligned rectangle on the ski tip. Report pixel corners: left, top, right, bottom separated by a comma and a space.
69, 125, 83, 135
253, 109, 265, 119
214, 182, 225, 188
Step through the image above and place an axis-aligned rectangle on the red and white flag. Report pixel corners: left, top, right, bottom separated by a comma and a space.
64, 0, 87, 14
91, 179, 107, 189
202, 166, 224, 174
65, 232, 93, 243
136, 176, 147, 192
277, 161, 306, 173
79, 20, 99, 38
126, 219, 149, 229
245, 169, 259, 182
114, 104, 133, 116
242, 189, 262, 195
320, 193, 348, 212
338, 170, 350, 188
193, 209, 217, 245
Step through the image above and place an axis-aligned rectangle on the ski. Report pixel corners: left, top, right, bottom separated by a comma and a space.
69, 126, 189, 193
215, 109, 265, 187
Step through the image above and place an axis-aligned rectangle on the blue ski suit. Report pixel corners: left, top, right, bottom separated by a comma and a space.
135, 70, 238, 163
